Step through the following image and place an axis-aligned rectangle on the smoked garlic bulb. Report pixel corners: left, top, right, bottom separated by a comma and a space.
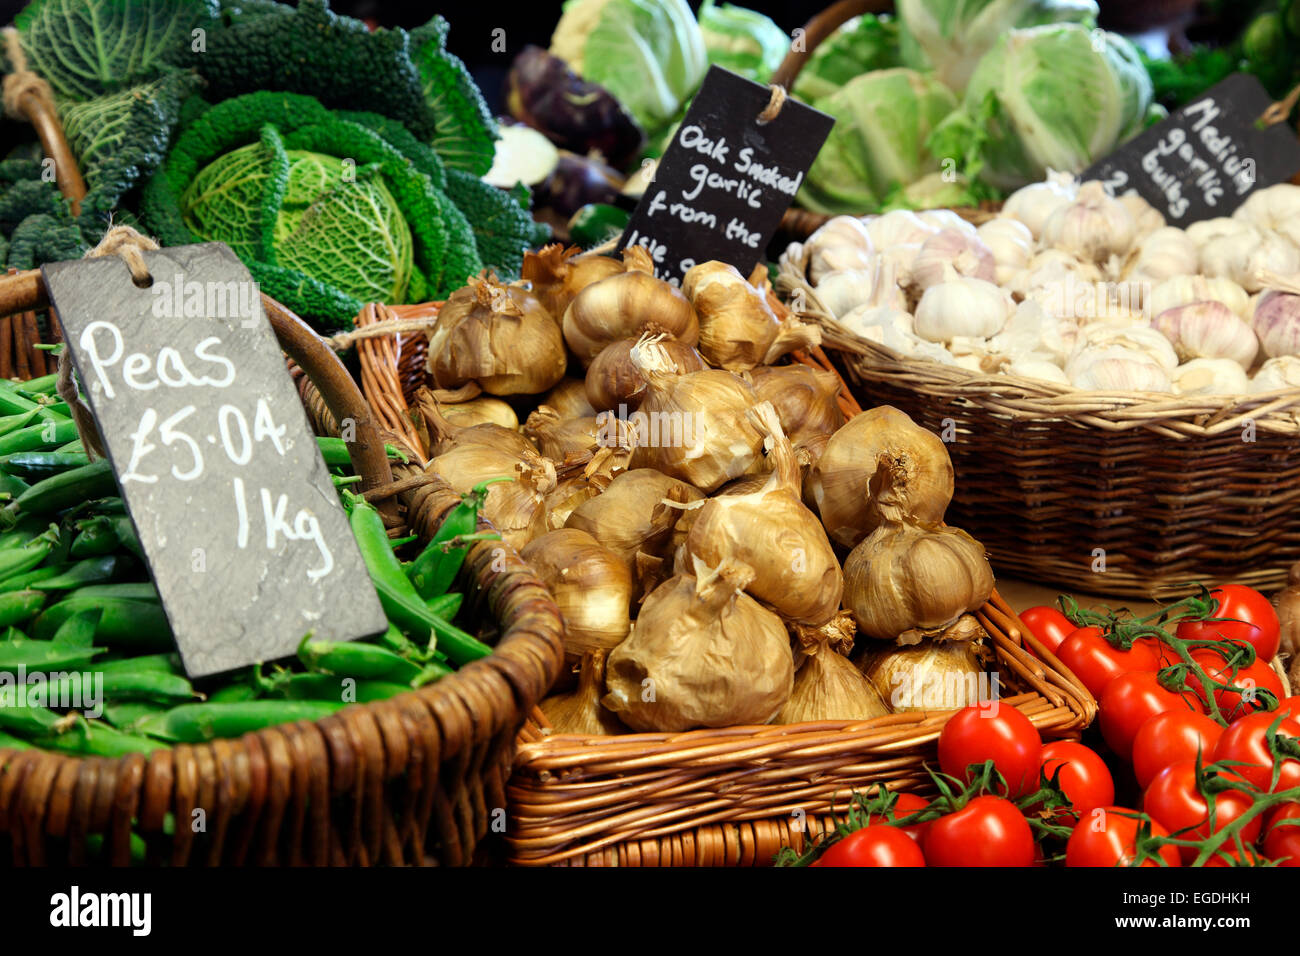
682, 261, 820, 371
585, 333, 704, 412
521, 529, 633, 660
776, 612, 889, 723
746, 364, 845, 447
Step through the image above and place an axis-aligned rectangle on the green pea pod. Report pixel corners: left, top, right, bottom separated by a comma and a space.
58, 669, 195, 704
0, 525, 58, 583
0, 589, 47, 629
137, 700, 345, 744
315, 436, 411, 467
31, 556, 120, 591
9, 459, 117, 517
0, 517, 47, 550
298, 634, 425, 684
95, 654, 183, 675
0, 418, 79, 456
0, 471, 29, 501
0, 564, 64, 594
0, 451, 90, 480
405, 480, 506, 600
2, 626, 28, 642
69, 517, 119, 558
0, 409, 41, 437
34, 597, 171, 650
35, 717, 169, 757
374, 621, 428, 660
109, 516, 142, 559
424, 595, 461, 627
0, 729, 30, 750
102, 701, 168, 732
264, 673, 412, 704
17, 374, 58, 397
51, 608, 101, 648
0, 699, 64, 737
206, 681, 260, 703
0, 638, 101, 670
413, 660, 453, 687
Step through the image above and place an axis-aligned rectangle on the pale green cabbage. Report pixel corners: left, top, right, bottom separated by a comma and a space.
697, 0, 789, 82
550, 0, 708, 138
898, 0, 1098, 94
929, 24, 1152, 191
798, 68, 957, 216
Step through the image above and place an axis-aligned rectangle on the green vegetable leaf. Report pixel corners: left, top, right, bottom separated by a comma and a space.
441, 168, 549, 287
793, 13, 901, 104
411, 16, 498, 176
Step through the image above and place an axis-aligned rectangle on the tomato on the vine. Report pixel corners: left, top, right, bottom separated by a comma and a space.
1039, 741, 1114, 820
938, 705, 1042, 797
1175, 585, 1281, 663
869, 792, 932, 844
1020, 606, 1076, 655
814, 824, 926, 867
1056, 627, 1160, 699
1099, 670, 1203, 762
1212, 712, 1300, 793
1275, 696, 1300, 721
1141, 760, 1261, 863
1131, 711, 1224, 790
1192, 650, 1285, 719
1065, 806, 1181, 867
923, 795, 1036, 867
1262, 803, 1300, 867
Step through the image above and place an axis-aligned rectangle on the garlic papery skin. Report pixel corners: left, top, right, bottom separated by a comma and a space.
1041, 181, 1137, 263
839, 304, 914, 346
990, 300, 1075, 366
1118, 191, 1166, 242
1187, 216, 1256, 250
1170, 358, 1250, 396
1152, 301, 1258, 368
747, 365, 845, 447
1251, 356, 1300, 392
1233, 183, 1300, 247
878, 242, 922, 289
1000, 175, 1077, 239
565, 468, 703, 574
976, 218, 1034, 283
1076, 324, 1180, 371
1200, 227, 1300, 293
1148, 274, 1251, 320
1066, 346, 1173, 392
915, 209, 978, 235
1124, 227, 1199, 282
803, 216, 875, 283
815, 265, 908, 319
912, 228, 997, 291
1252, 290, 1300, 358
1008, 249, 1104, 303
914, 276, 1013, 342
863, 209, 937, 250
521, 529, 633, 660
1005, 358, 1070, 386
683, 261, 820, 370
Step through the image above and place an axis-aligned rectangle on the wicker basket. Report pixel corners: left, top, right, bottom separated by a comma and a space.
770, 0, 1300, 599
0, 269, 565, 866
349, 287, 1096, 867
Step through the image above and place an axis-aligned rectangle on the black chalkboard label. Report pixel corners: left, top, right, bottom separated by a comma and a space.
618, 66, 834, 287
42, 243, 387, 677
1083, 73, 1300, 223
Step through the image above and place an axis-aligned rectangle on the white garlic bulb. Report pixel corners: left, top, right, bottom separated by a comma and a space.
914, 276, 1014, 342
977, 218, 1034, 284
1186, 216, 1255, 249
989, 299, 1073, 365
1041, 181, 1137, 263
838, 304, 914, 345
1124, 227, 1199, 282
912, 228, 996, 291
815, 266, 907, 319
1233, 184, 1300, 248
1076, 324, 1180, 371
1066, 346, 1172, 392
1118, 192, 1166, 242
1001, 172, 1078, 238
1009, 249, 1105, 310
1148, 274, 1250, 320
1171, 358, 1250, 396
1251, 290, 1300, 358
1152, 301, 1259, 369
1006, 357, 1070, 386
863, 209, 937, 250
878, 242, 922, 288
915, 209, 978, 236
1200, 227, 1300, 293
804, 216, 875, 283
1251, 355, 1300, 392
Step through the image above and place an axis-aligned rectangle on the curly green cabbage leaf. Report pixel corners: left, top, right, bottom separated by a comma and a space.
792, 14, 902, 104
928, 24, 1153, 192
697, 0, 788, 82
897, 0, 1098, 95
798, 68, 957, 216
550, 0, 708, 139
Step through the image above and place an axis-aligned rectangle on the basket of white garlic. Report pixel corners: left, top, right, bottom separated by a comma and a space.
776, 174, 1300, 599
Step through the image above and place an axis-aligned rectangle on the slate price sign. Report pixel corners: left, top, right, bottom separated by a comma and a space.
1084, 73, 1300, 223
618, 66, 834, 287
42, 243, 387, 677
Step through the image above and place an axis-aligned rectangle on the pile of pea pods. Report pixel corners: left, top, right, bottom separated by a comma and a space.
0, 373, 498, 758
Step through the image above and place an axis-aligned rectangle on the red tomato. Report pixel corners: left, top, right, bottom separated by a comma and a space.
1175, 585, 1281, 663
814, 824, 927, 867
938, 705, 1043, 797
1192, 650, 1285, 719
923, 795, 1036, 867
1262, 803, 1300, 867
1212, 712, 1300, 793
1056, 627, 1161, 699
1099, 670, 1203, 762
1275, 696, 1300, 721
1039, 741, 1115, 820
1142, 760, 1261, 863
1020, 606, 1076, 655
1131, 711, 1225, 790
869, 792, 932, 844
1065, 806, 1182, 867
1202, 847, 1262, 867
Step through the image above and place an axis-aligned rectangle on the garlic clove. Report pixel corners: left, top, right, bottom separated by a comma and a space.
1170, 358, 1250, 396
1251, 355, 1300, 392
